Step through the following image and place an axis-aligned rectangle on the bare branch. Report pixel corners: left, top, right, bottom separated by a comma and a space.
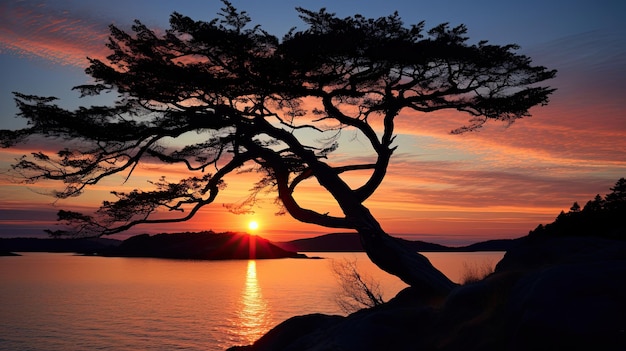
332, 257, 385, 313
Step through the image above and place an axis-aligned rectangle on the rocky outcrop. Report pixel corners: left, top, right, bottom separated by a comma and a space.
496, 236, 626, 350
228, 236, 626, 350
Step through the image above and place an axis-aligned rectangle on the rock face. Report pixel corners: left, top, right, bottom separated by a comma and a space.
496, 236, 626, 350
228, 236, 626, 350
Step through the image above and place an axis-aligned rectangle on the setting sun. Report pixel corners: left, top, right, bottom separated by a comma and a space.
248, 220, 259, 232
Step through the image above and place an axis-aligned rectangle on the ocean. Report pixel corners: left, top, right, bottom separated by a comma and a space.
0, 251, 504, 350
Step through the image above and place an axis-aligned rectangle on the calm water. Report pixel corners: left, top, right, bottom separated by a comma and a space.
0, 252, 503, 351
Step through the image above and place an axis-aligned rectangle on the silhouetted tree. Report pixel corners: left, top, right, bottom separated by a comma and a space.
0, 2, 556, 296
583, 194, 605, 213
529, 178, 626, 239
605, 177, 626, 211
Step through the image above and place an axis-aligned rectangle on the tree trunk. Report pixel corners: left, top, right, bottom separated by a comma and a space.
276, 160, 458, 297
351, 206, 458, 297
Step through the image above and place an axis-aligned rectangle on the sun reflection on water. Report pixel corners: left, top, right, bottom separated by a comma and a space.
234, 260, 272, 345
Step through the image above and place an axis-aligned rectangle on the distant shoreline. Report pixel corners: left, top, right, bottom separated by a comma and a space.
0, 251, 21, 256
0, 232, 520, 257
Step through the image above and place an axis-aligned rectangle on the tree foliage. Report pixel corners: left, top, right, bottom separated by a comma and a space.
1, 2, 555, 291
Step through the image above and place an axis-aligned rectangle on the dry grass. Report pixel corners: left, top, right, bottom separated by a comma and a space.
460, 260, 495, 285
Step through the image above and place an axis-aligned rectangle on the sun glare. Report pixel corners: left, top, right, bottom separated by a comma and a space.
248, 220, 259, 232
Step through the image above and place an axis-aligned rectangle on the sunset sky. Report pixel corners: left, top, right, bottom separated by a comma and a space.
1, 0, 625, 245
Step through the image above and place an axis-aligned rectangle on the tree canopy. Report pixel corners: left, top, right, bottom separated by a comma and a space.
1, 2, 555, 293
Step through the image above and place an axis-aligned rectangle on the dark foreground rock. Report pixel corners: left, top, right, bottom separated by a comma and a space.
228, 236, 626, 351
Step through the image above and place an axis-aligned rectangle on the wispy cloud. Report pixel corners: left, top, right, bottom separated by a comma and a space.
0, 1, 111, 66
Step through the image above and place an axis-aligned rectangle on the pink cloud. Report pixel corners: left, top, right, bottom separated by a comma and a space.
0, 1, 111, 66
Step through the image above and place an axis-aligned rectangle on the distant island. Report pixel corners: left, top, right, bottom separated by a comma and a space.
274, 232, 519, 252
98, 231, 307, 259
0, 231, 518, 258
0, 231, 305, 259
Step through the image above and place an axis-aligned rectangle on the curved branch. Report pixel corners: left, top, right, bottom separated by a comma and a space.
289, 163, 377, 193
238, 131, 352, 229
321, 94, 383, 153
276, 168, 352, 229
